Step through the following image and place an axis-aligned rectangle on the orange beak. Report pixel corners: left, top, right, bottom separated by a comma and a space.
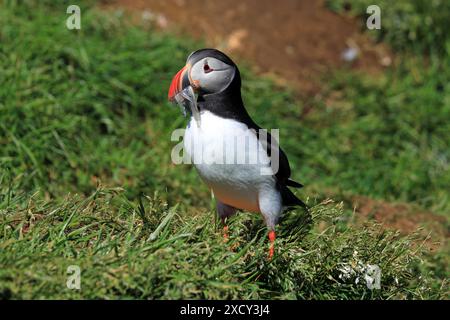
168, 65, 188, 101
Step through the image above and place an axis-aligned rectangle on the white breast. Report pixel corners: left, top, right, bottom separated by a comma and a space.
183, 111, 277, 212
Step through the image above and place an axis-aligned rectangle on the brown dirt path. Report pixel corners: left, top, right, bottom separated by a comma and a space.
352, 196, 449, 249
101, 0, 391, 95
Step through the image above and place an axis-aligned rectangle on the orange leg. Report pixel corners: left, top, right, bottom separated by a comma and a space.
221, 217, 229, 242
268, 230, 276, 260
223, 225, 229, 242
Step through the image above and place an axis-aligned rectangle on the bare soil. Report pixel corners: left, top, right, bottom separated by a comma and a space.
352, 196, 449, 249
101, 0, 391, 95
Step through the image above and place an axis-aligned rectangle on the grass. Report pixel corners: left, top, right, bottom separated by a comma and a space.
0, 1, 448, 299
327, 0, 450, 56
0, 181, 440, 299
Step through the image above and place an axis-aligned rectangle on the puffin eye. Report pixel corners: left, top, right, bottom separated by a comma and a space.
203, 63, 213, 73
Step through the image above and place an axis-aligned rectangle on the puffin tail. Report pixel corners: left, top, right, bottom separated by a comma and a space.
281, 185, 308, 211
286, 179, 303, 188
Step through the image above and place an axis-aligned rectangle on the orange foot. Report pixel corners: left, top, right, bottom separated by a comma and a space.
268, 230, 276, 260
223, 225, 229, 243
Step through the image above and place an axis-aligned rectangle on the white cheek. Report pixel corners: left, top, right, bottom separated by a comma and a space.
190, 58, 235, 94
202, 70, 235, 93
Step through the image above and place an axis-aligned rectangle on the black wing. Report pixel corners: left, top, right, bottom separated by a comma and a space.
244, 119, 303, 189
250, 122, 307, 209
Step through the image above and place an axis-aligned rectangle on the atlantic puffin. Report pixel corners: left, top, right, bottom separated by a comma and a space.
168, 48, 306, 258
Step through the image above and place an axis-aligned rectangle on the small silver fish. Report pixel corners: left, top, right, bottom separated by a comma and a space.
173, 86, 201, 128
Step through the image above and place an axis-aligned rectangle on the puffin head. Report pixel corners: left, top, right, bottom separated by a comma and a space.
168, 48, 240, 101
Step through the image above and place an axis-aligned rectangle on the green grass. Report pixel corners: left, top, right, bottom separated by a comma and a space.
0, 181, 441, 299
0, 1, 448, 299
327, 0, 450, 56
